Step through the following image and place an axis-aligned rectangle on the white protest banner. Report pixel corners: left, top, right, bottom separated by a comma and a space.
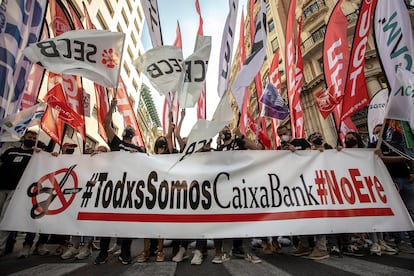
24, 30, 125, 88
134, 46, 184, 96
1, 149, 413, 239
179, 35, 211, 108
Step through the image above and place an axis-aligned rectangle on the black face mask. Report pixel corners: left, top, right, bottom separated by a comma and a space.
313, 137, 323, 146
155, 140, 167, 148
23, 139, 36, 148
65, 148, 75, 154
345, 139, 357, 148
223, 132, 232, 141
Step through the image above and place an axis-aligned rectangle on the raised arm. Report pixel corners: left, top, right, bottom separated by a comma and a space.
166, 111, 174, 154
104, 98, 117, 143
176, 108, 186, 150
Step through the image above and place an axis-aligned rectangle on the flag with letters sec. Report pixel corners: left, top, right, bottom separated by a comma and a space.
23, 30, 125, 88
134, 46, 184, 96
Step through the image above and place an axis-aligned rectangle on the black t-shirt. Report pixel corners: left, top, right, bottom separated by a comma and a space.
277, 138, 311, 150
368, 129, 410, 178
109, 135, 146, 153
216, 138, 245, 151
0, 147, 34, 190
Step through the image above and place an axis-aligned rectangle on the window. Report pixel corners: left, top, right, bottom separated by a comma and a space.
311, 25, 326, 42
96, 11, 108, 30
122, 8, 129, 26
271, 38, 279, 53
268, 19, 275, 32
304, 0, 326, 18
127, 45, 134, 61
126, 0, 133, 13
104, 0, 114, 17
131, 31, 137, 46
124, 62, 130, 76
133, 79, 138, 91
117, 23, 123, 33
134, 19, 140, 34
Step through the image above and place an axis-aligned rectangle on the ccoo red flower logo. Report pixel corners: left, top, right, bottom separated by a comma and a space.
101, 48, 120, 69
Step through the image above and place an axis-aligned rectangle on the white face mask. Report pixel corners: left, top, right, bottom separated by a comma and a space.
281, 135, 290, 142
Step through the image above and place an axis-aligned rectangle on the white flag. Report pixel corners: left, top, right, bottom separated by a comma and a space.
134, 46, 184, 96
217, 0, 239, 98
374, 0, 414, 131
0, 102, 46, 141
385, 68, 414, 130
179, 36, 211, 108
24, 30, 125, 88
231, 0, 267, 110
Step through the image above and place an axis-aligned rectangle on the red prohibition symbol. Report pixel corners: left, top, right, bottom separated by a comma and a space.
28, 165, 78, 219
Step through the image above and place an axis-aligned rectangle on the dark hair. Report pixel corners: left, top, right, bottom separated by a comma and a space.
346, 131, 365, 148
277, 125, 288, 132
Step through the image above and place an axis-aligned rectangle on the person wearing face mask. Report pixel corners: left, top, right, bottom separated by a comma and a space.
344, 131, 365, 149
308, 132, 333, 150
94, 98, 147, 266
369, 122, 414, 254
213, 126, 263, 265
0, 130, 41, 257
276, 125, 311, 151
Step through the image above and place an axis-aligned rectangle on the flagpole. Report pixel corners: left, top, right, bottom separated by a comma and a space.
331, 113, 342, 147
113, 33, 126, 99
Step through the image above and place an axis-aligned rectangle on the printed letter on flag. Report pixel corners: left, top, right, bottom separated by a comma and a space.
24, 30, 125, 88
134, 46, 184, 96
217, 0, 239, 98
342, 0, 377, 120
231, 0, 267, 110
374, 0, 414, 131
179, 36, 211, 108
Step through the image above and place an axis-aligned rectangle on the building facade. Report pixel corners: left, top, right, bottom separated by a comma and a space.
227, 0, 413, 148
36, 0, 160, 152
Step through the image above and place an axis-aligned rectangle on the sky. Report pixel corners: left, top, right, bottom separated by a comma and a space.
141, 0, 248, 136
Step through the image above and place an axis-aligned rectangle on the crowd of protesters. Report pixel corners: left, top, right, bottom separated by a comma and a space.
0, 105, 413, 266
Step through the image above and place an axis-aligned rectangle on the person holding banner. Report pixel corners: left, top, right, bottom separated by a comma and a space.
276, 125, 311, 151
213, 126, 262, 264
137, 112, 176, 263
0, 130, 41, 257
277, 129, 329, 260
371, 122, 414, 254
94, 98, 146, 265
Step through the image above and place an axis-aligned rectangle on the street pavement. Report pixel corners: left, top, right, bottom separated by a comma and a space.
0, 235, 413, 276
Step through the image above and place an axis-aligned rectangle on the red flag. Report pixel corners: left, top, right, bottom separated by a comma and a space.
115, 79, 145, 147
195, 0, 207, 119
292, 15, 305, 138
44, 84, 84, 129
323, 0, 357, 143
323, 0, 348, 126
238, 10, 249, 135
285, 0, 299, 137
83, 2, 109, 142
49, 0, 86, 141
314, 86, 340, 119
342, 0, 377, 120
